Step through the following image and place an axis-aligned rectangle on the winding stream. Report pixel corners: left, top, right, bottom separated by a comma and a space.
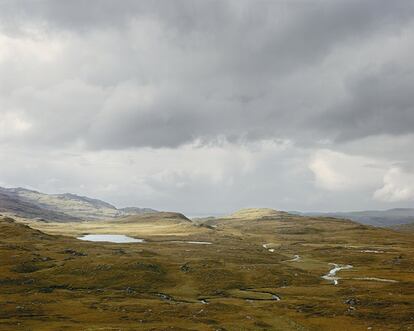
236, 289, 281, 301
354, 277, 398, 283
322, 263, 353, 285
286, 255, 301, 262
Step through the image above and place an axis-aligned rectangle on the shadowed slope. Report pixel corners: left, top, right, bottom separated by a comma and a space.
116, 211, 191, 224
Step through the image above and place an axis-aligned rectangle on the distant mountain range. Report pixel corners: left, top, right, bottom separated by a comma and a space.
1, 185, 413, 229
0, 186, 156, 222
292, 208, 414, 228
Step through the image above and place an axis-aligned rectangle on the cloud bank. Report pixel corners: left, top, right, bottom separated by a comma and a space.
1, 1, 414, 213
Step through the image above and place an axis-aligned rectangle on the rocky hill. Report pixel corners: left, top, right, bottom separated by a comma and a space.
0, 186, 156, 221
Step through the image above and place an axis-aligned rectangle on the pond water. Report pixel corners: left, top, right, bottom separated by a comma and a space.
77, 234, 145, 243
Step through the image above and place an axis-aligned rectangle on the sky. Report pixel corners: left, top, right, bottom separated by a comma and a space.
0, 0, 414, 214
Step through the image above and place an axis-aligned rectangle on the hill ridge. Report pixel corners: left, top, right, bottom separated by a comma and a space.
0, 186, 156, 222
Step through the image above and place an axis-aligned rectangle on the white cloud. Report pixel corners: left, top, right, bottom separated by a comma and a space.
0, 111, 32, 139
1, 79, 106, 146
309, 149, 385, 192
0, 29, 63, 63
374, 167, 414, 202
0, 139, 301, 212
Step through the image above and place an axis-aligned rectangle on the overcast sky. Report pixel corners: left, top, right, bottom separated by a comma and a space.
1, 0, 414, 214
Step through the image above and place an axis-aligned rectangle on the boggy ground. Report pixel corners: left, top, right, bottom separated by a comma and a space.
0, 209, 413, 330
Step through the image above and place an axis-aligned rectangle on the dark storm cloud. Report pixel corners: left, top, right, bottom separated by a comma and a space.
317, 64, 414, 141
0, 0, 232, 34
1, 0, 414, 149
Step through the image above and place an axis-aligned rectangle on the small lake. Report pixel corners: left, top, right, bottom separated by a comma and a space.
77, 234, 145, 243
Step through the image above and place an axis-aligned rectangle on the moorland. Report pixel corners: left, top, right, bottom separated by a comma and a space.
0, 207, 413, 330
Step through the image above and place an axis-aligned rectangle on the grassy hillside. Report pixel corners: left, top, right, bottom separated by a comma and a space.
296, 208, 414, 228
390, 222, 414, 233
0, 210, 413, 330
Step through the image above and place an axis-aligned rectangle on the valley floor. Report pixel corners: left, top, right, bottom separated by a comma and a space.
0, 212, 413, 330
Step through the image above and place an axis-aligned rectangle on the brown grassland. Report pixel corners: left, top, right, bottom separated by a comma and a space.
0, 209, 413, 330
